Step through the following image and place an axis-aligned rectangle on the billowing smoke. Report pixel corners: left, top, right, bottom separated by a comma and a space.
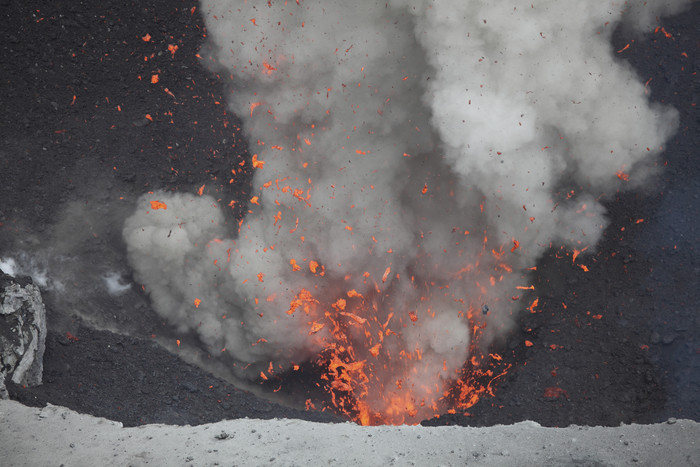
123, 0, 684, 422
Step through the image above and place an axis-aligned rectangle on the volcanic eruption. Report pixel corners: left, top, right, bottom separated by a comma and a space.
122, 0, 686, 425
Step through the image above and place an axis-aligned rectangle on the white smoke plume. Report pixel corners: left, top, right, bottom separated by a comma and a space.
123, 0, 684, 423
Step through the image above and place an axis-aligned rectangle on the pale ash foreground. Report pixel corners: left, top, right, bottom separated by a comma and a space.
1, 400, 698, 466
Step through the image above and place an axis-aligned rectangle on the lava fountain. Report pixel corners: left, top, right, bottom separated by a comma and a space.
123, 0, 683, 424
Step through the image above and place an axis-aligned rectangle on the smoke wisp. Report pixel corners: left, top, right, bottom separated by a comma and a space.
123, 0, 684, 423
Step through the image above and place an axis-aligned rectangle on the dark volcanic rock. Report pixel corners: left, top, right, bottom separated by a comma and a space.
0, 271, 47, 399
7, 324, 342, 427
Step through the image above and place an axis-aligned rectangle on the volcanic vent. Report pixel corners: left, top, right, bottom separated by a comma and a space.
116, 0, 692, 425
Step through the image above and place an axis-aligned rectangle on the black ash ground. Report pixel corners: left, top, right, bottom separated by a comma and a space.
1, 0, 697, 427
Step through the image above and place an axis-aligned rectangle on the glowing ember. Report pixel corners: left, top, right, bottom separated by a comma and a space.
284, 284, 513, 424
149, 200, 167, 210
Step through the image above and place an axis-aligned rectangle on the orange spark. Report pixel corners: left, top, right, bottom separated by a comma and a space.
289, 259, 302, 272
347, 289, 362, 298
340, 312, 366, 325
510, 239, 520, 252
287, 289, 316, 315
149, 200, 167, 210
382, 267, 391, 283
309, 260, 319, 273
252, 154, 265, 168
528, 298, 539, 313
250, 102, 262, 117
657, 27, 673, 39
309, 322, 325, 335
262, 61, 277, 73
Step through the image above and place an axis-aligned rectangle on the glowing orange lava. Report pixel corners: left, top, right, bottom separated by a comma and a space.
281, 282, 512, 425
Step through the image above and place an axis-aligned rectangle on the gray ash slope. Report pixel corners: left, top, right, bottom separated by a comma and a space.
7, 320, 341, 426
1, 0, 697, 427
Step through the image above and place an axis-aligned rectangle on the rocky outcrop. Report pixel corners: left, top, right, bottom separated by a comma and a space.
1, 271, 47, 399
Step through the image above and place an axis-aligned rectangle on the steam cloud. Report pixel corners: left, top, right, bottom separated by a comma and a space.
123, 0, 684, 421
